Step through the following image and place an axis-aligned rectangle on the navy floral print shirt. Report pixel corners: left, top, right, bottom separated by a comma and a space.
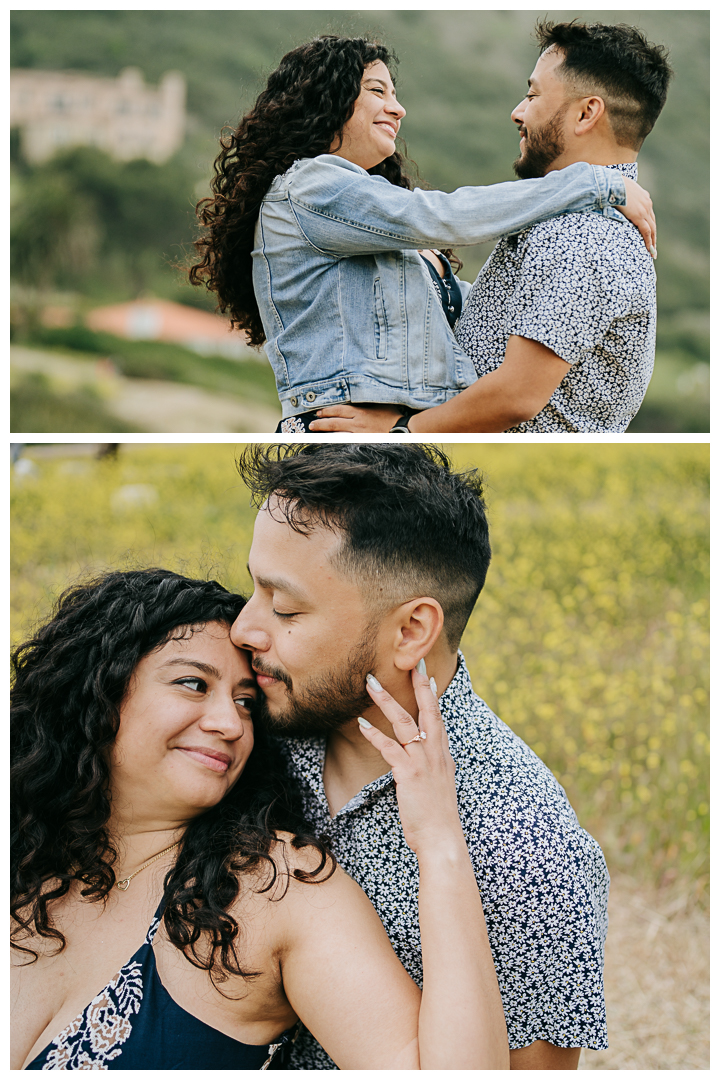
455, 162, 656, 432
281, 653, 610, 1068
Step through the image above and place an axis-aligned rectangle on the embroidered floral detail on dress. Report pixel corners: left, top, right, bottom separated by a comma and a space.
261, 1042, 283, 1070
42, 964, 143, 1070
41, 918, 160, 1070
280, 416, 308, 433
261, 1023, 298, 1069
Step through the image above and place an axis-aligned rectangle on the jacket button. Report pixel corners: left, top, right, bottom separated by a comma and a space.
290, 397, 298, 408
305, 391, 316, 403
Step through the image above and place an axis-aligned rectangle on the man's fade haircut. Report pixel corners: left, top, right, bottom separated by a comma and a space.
537, 20, 673, 150
237, 444, 491, 651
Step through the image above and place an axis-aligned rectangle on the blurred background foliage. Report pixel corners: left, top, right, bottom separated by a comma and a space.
11, 442, 709, 900
10, 9, 708, 432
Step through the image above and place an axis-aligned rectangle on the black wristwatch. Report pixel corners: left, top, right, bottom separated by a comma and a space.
389, 411, 418, 433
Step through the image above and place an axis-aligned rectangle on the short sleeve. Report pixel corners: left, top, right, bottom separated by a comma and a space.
505, 216, 644, 366
471, 787, 610, 1049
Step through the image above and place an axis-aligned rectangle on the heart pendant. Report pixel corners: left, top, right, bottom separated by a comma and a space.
116, 879, 130, 891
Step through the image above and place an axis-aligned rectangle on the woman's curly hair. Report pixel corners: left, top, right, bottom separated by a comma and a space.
11, 568, 334, 983
189, 35, 422, 346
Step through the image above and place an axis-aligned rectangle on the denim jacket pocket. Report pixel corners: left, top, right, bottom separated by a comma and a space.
373, 278, 388, 360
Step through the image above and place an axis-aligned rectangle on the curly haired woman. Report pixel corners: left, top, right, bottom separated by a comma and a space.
12, 569, 508, 1070
190, 35, 655, 432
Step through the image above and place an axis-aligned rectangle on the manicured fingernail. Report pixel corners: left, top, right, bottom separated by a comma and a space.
366, 673, 382, 691
416, 658, 427, 675
358, 716, 372, 729
429, 677, 438, 697
650, 245, 657, 258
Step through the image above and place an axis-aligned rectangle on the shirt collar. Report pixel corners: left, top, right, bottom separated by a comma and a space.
604, 161, 638, 180
438, 649, 473, 713
277, 733, 327, 808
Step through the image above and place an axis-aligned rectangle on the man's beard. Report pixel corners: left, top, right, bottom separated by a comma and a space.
254, 625, 379, 739
513, 106, 567, 179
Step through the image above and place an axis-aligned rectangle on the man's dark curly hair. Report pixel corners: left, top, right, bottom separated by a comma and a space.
11, 568, 333, 982
189, 35, 423, 347
237, 443, 491, 651
536, 20, 673, 149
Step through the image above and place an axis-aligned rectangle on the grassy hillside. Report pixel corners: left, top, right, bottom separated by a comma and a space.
11, 9, 709, 430
11, 442, 709, 892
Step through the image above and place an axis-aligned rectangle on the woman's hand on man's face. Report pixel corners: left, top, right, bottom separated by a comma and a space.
358, 666, 463, 855
309, 404, 403, 433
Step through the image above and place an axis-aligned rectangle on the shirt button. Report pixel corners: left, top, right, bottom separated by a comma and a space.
305, 390, 316, 403
449, 306, 455, 312
290, 396, 298, 408
609, 195, 617, 203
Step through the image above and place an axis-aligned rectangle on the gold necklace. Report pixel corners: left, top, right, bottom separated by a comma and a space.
114, 841, 181, 891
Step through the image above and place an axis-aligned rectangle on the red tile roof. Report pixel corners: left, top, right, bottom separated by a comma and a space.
86, 298, 251, 358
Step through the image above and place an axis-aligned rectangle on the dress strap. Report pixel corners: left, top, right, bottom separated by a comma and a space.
146, 896, 166, 945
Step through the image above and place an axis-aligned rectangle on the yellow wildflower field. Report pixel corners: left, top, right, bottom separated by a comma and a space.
11, 442, 709, 893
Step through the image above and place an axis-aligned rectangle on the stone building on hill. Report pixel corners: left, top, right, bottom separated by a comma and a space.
10, 67, 185, 164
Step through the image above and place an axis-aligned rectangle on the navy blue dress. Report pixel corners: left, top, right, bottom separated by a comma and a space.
419, 251, 463, 330
27, 902, 296, 1070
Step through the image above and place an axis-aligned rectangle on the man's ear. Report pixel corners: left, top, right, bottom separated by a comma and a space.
390, 597, 445, 671
573, 94, 606, 136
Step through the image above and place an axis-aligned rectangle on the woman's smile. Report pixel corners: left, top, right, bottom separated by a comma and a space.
330, 59, 406, 171
110, 623, 257, 818
175, 745, 233, 773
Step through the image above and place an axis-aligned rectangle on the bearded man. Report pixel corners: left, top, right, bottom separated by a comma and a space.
449, 19, 673, 432
311, 20, 673, 434
231, 443, 611, 1068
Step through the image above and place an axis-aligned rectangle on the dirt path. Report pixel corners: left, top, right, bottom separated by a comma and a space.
579, 874, 709, 1070
11, 345, 281, 433
109, 377, 280, 433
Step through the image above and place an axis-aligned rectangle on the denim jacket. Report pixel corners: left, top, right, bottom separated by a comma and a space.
253, 154, 627, 417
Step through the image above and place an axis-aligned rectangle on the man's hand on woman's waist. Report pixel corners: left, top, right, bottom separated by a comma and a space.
310, 335, 570, 434
310, 403, 404, 433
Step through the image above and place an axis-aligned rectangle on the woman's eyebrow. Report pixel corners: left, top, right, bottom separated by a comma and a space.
363, 76, 392, 89
160, 658, 223, 678
233, 677, 259, 694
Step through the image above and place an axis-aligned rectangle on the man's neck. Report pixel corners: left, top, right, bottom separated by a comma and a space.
546, 142, 638, 171
323, 727, 389, 817
322, 648, 459, 817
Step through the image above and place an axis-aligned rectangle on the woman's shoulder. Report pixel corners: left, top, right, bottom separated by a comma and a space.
266, 830, 338, 892
235, 831, 362, 917
243, 834, 393, 972
225, 831, 367, 959
271, 154, 369, 197
287, 155, 367, 179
